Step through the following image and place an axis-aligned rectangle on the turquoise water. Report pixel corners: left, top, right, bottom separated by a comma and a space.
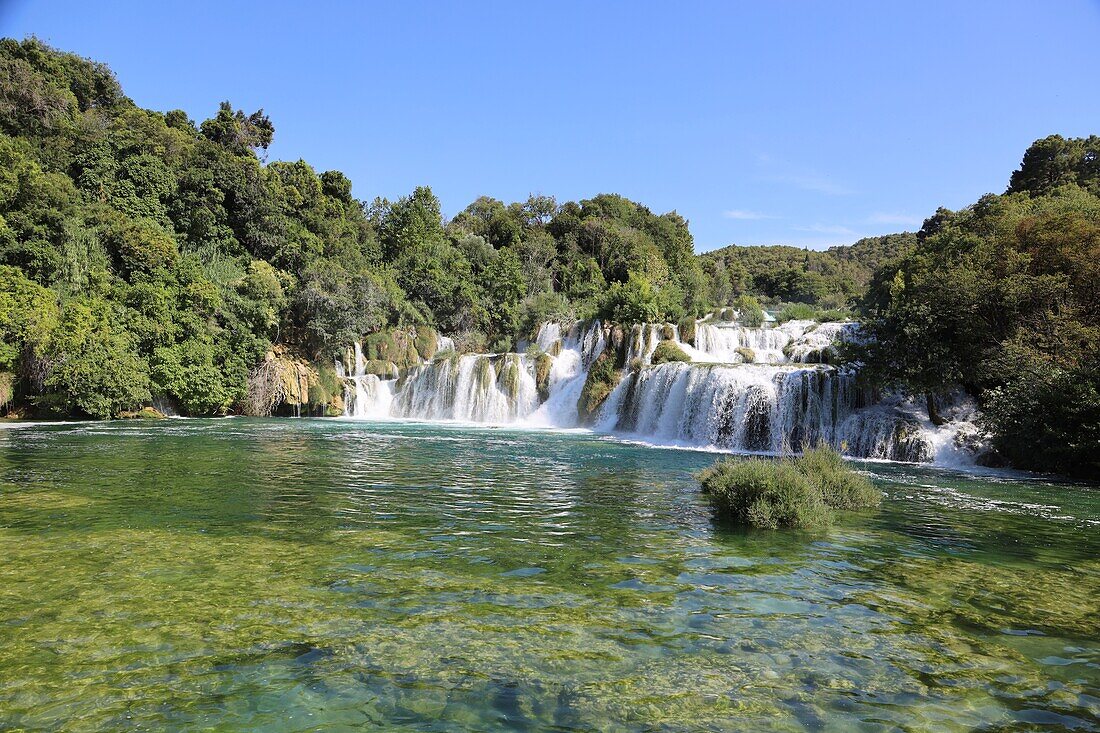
0, 418, 1097, 731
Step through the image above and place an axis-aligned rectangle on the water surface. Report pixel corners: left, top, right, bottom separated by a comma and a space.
0, 419, 1097, 731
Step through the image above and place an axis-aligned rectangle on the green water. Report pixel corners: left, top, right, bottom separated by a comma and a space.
0, 419, 1097, 732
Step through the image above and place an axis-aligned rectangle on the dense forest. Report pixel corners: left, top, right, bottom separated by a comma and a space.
855, 134, 1100, 476
0, 38, 714, 419
701, 233, 918, 309
0, 38, 1096, 477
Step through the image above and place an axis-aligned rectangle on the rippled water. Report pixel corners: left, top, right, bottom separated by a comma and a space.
0, 418, 1097, 731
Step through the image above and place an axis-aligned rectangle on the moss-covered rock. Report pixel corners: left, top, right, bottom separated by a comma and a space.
535, 353, 553, 402
243, 347, 319, 416
119, 406, 166, 420
607, 323, 628, 367
577, 351, 620, 424
363, 326, 440, 373
362, 360, 399, 379
413, 325, 439, 361
736, 347, 756, 363
652, 340, 691, 365
677, 316, 697, 346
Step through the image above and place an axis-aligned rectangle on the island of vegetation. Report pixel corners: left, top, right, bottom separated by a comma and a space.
0, 37, 1096, 477
699, 444, 882, 529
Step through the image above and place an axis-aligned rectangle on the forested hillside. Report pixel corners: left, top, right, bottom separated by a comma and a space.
0, 38, 715, 418
700, 233, 917, 309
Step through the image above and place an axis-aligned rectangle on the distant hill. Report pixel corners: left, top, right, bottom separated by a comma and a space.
699, 232, 918, 308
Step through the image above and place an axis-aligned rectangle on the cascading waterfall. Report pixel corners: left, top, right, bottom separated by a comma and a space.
602, 362, 931, 462
527, 321, 606, 427
336, 343, 395, 418
693, 322, 791, 363
784, 321, 859, 363
337, 317, 978, 466
394, 353, 539, 423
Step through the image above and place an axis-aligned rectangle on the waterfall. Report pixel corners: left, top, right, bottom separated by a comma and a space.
394, 353, 539, 423
534, 322, 562, 352
694, 323, 791, 363
333, 318, 978, 466
624, 323, 670, 365
784, 321, 859, 363
602, 361, 933, 461
338, 342, 396, 418
527, 321, 605, 428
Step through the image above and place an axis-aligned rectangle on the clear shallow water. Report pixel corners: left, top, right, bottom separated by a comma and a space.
0, 419, 1097, 732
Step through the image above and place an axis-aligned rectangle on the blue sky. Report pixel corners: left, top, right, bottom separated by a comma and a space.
3, 1, 1098, 252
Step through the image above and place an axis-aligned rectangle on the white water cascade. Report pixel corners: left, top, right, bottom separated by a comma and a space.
337, 317, 982, 466
599, 362, 931, 462
336, 343, 395, 418
694, 322, 792, 363
394, 353, 539, 423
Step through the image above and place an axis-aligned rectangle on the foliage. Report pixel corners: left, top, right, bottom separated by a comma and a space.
699, 444, 880, 529
732, 294, 765, 327
775, 302, 850, 324
651, 340, 691, 365
1007, 134, 1100, 197
701, 233, 917, 308
854, 138, 1100, 473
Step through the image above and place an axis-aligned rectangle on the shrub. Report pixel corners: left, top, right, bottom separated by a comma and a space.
796, 444, 880, 510
698, 444, 880, 529
599, 271, 661, 324
776, 302, 817, 323
699, 459, 830, 529
733, 295, 765, 327
651, 340, 691, 365
815, 308, 849, 323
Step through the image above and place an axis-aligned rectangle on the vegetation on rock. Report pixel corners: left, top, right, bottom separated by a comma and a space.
651, 340, 691, 365
699, 445, 881, 529
576, 351, 620, 424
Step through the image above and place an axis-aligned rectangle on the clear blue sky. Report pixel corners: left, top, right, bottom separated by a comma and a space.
3, 1, 1098, 252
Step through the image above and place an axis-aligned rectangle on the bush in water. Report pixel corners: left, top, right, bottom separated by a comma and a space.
698, 444, 880, 529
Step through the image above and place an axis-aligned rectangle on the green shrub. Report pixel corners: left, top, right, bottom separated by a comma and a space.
796, 444, 880, 510
733, 295, 765, 327
651, 340, 691, 365
815, 309, 849, 323
698, 444, 880, 529
776, 302, 817, 323
776, 303, 851, 324
699, 459, 830, 529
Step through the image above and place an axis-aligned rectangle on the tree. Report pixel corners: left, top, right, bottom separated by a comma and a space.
1008, 135, 1100, 197
199, 101, 274, 157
